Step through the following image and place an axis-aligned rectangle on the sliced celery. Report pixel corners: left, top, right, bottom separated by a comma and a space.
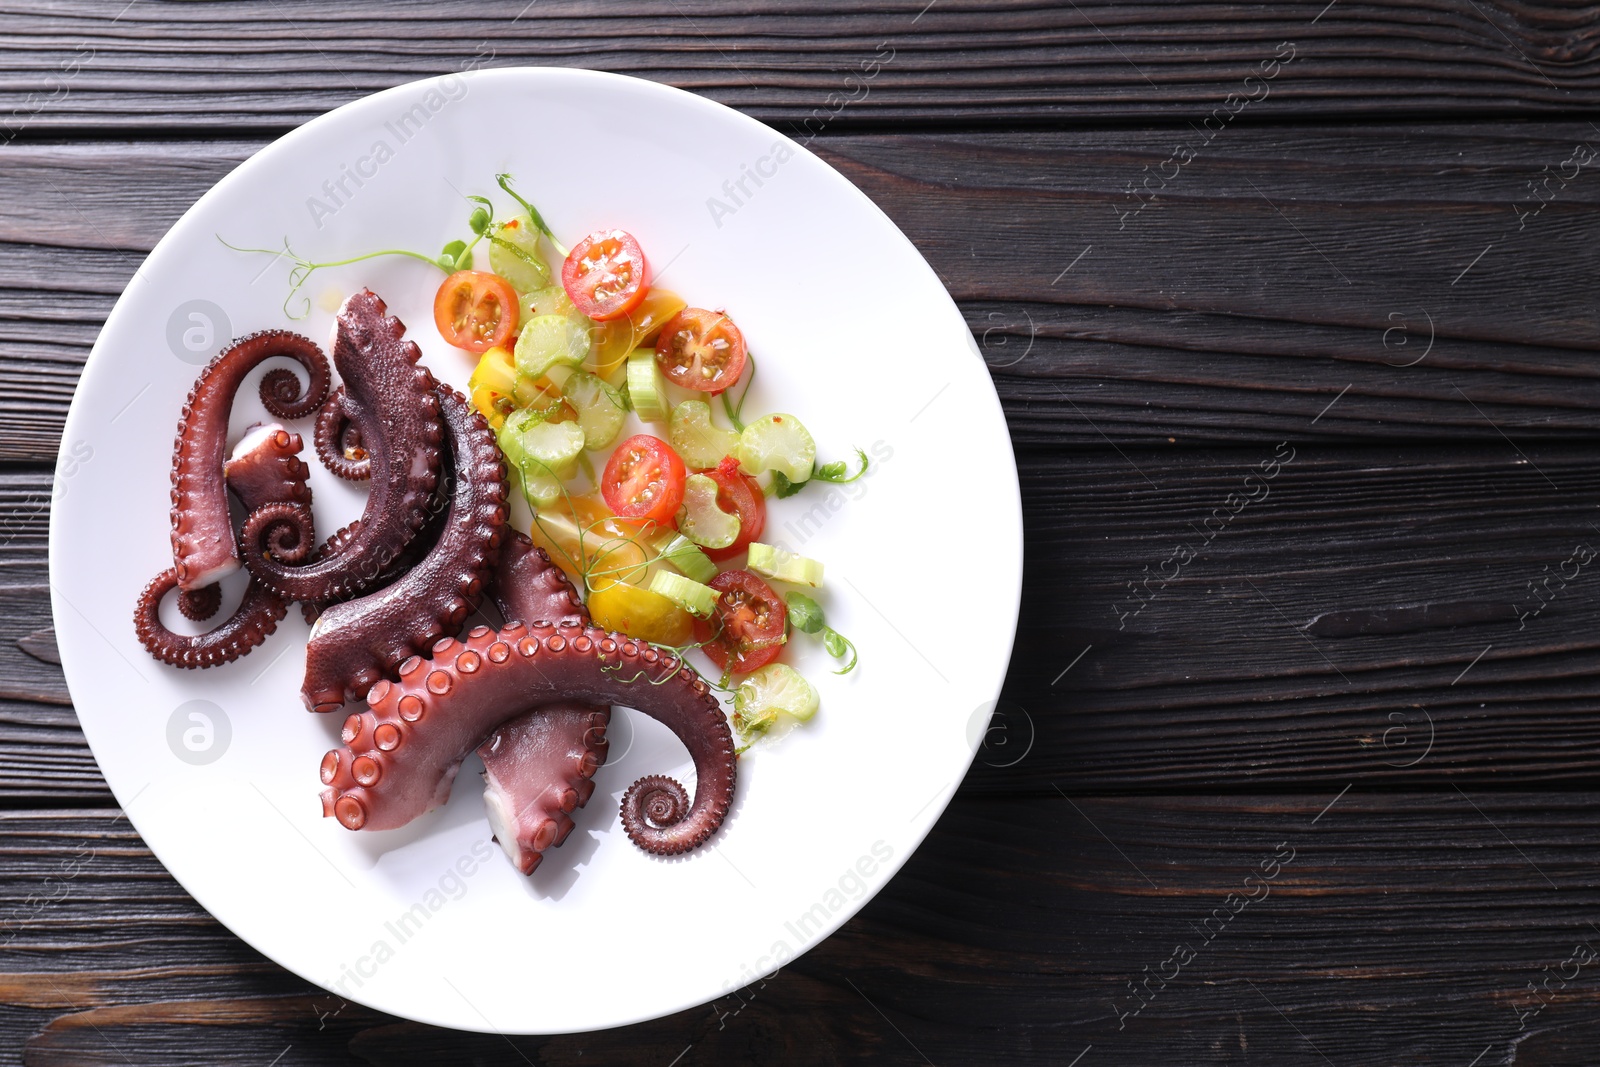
736, 413, 816, 483
677, 473, 739, 549
650, 530, 718, 583
669, 399, 741, 469
627, 348, 668, 423
648, 570, 721, 617
733, 663, 819, 738
563, 371, 627, 450
498, 410, 584, 508
488, 216, 552, 292
515, 314, 589, 380
747, 542, 824, 587
519, 284, 574, 323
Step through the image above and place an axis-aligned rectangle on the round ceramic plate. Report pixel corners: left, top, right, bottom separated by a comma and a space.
49, 68, 1022, 1034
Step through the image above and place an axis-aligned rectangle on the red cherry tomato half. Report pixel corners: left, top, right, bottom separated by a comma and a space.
695, 569, 787, 674
653, 307, 748, 393
561, 229, 649, 321
433, 270, 519, 353
703, 455, 766, 562
601, 434, 686, 526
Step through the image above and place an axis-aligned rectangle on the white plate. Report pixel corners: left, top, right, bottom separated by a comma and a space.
49, 67, 1021, 1034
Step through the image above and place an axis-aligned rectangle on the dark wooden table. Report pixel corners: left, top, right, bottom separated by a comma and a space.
5, 2, 1600, 1063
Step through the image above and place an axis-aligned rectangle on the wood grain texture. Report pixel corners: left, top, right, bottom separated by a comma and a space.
4, 121, 1600, 463
7, 795, 1600, 1065
2, 1, 1600, 133
13, 435, 1600, 800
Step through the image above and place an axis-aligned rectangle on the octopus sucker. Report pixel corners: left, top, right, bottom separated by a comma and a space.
320, 622, 736, 856
168, 330, 329, 592
299, 385, 507, 713
241, 290, 443, 604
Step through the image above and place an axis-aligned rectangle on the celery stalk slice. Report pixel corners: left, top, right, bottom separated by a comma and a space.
650, 530, 718, 583
627, 348, 668, 423
747, 542, 824, 587
648, 570, 721, 617
676, 473, 739, 549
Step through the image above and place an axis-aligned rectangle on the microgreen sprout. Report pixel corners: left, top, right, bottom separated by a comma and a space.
721, 352, 758, 432
217, 194, 495, 319
496, 172, 568, 258
784, 591, 857, 674
770, 448, 869, 498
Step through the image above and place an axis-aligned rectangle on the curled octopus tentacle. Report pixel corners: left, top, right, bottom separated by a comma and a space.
177, 584, 222, 622
169, 330, 329, 592
299, 386, 507, 713
241, 291, 442, 604
134, 569, 287, 669
478, 533, 611, 874
313, 386, 371, 482
320, 621, 736, 857
135, 419, 315, 669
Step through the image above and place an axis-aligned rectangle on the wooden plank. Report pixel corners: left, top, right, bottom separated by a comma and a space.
15, 437, 1600, 796
4, 122, 1600, 462
6, 794, 1600, 1064
1, 1, 1598, 133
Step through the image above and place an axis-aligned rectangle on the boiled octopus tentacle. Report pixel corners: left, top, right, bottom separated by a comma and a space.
320, 621, 736, 856
169, 330, 329, 593
134, 424, 313, 668
477, 533, 611, 874
300, 387, 507, 713
177, 584, 222, 623
241, 290, 442, 604
313, 386, 371, 482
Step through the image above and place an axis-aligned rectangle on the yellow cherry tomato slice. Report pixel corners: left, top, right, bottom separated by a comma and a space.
587, 577, 693, 645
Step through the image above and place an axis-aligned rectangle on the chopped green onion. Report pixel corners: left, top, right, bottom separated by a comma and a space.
627, 348, 668, 423
747, 543, 824, 587
648, 570, 721, 617
676, 473, 740, 550
562, 370, 627, 451
733, 663, 820, 739
669, 399, 742, 469
736, 413, 816, 483
651, 530, 718, 583
515, 314, 589, 380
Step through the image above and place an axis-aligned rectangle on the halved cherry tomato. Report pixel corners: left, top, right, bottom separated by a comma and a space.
703, 455, 766, 562
695, 569, 787, 674
654, 307, 748, 393
433, 270, 519, 353
588, 577, 693, 646
601, 434, 686, 526
561, 229, 648, 321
